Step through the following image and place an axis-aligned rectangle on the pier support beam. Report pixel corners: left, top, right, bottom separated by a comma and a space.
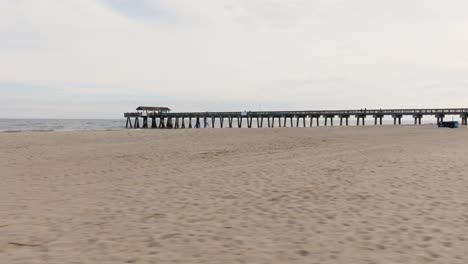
247, 117, 252, 128
460, 114, 468, 125
392, 114, 402, 125
339, 115, 350, 126
228, 117, 233, 128
151, 117, 157, 128
220, 117, 224, 128
413, 114, 423, 125
435, 114, 445, 123
166, 118, 173, 129
324, 115, 335, 126
355, 115, 366, 126
373, 115, 384, 125
134, 117, 140, 128
189, 117, 193, 128
126, 117, 133, 128
195, 117, 201, 128
181, 118, 186, 128
237, 117, 243, 128
309, 115, 320, 127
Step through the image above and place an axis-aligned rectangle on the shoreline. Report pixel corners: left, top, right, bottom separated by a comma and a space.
0, 122, 443, 133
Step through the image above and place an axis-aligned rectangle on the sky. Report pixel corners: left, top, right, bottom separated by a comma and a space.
1, 0, 468, 118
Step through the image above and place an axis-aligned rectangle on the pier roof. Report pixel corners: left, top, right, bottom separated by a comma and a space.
136, 106, 171, 111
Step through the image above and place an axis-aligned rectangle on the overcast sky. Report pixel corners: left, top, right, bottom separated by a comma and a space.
1, 0, 468, 118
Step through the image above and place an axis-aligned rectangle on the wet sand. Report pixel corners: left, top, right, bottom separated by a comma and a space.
1, 126, 468, 263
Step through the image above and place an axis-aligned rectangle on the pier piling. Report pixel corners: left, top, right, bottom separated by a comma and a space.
435, 114, 445, 123
413, 114, 423, 125
461, 114, 468, 125
134, 117, 140, 128
126, 117, 132, 128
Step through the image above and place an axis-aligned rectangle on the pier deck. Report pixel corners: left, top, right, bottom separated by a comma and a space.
124, 108, 468, 129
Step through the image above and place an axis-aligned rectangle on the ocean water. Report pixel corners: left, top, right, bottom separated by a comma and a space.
0, 119, 125, 132
0, 116, 444, 132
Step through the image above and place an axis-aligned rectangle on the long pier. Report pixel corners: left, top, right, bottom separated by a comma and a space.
124, 108, 468, 129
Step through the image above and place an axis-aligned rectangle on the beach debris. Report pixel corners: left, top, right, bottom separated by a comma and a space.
8, 242, 42, 247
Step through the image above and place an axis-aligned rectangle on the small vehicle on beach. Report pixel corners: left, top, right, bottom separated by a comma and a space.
437, 121, 459, 128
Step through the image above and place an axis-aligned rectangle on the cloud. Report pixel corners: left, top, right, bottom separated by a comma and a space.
100, 0, 166, 20
1, 0, 468, 118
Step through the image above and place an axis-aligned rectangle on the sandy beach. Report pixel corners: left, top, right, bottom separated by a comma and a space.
1, 126, 468, 263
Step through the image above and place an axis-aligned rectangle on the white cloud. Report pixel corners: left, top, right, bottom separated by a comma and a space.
1, 0, 468, 118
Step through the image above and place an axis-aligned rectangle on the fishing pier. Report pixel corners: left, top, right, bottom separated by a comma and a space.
124, 107, 468, 129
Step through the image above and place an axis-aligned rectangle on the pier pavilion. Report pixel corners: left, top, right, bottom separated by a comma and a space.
124, 107, 468, 129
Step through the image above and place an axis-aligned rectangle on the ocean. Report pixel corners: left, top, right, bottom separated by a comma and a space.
0, 119, 125, 132
0, 116, 441, 132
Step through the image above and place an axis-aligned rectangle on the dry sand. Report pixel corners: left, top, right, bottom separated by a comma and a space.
1, 126, 468, 263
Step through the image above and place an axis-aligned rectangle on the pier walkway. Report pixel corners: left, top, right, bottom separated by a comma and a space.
124, 108, 468, 129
